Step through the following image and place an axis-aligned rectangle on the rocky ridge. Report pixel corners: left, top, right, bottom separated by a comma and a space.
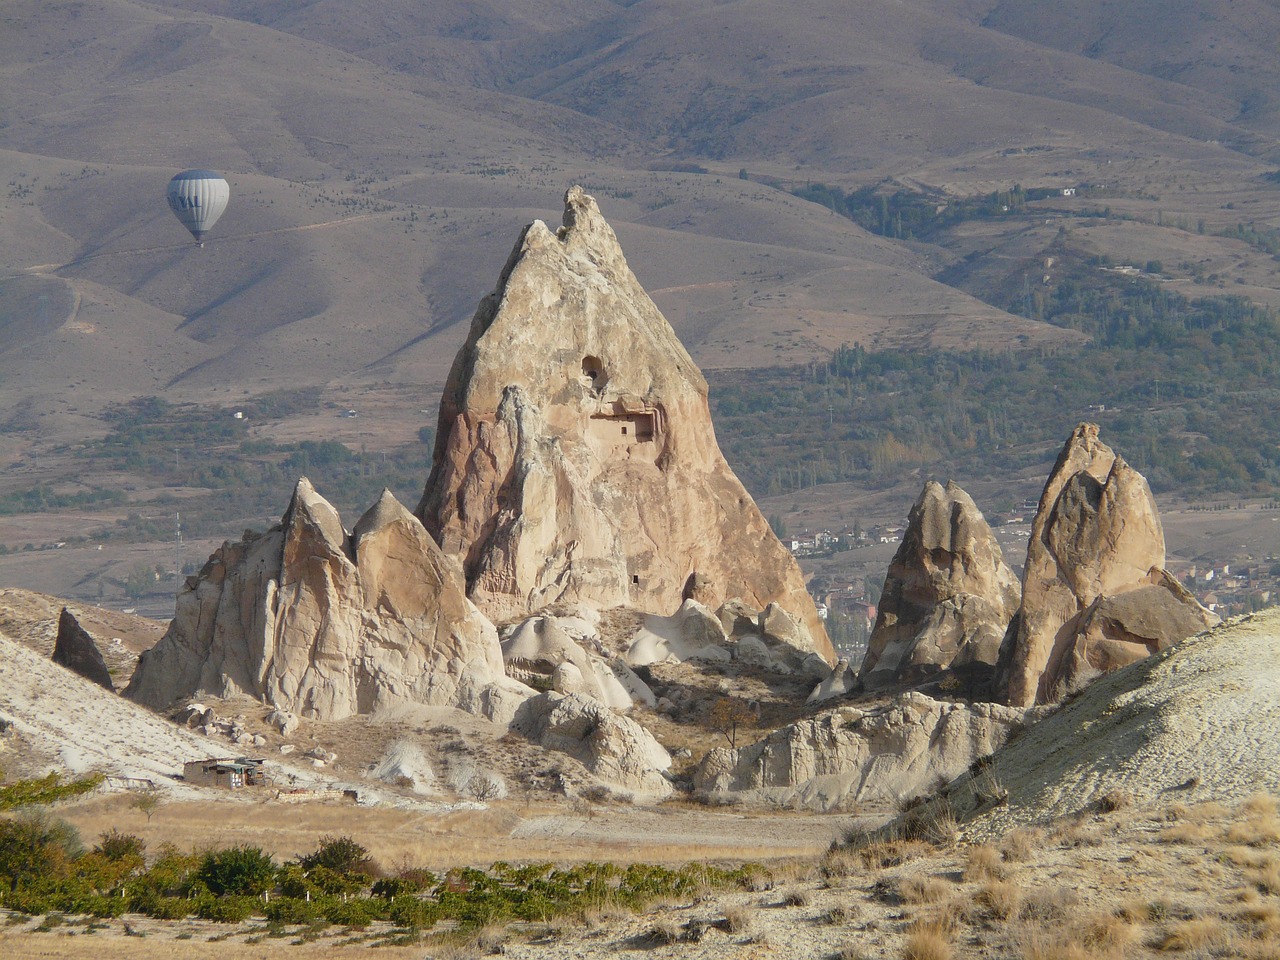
126, 482, 527, 723
52, 607, 114, 691
416, 186, 832, 662
695, 692, 1040, 812
994, 423, 1218, 706
859, 480, 1020, 694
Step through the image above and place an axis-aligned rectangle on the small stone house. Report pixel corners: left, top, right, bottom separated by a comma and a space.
183, 757, 267, 789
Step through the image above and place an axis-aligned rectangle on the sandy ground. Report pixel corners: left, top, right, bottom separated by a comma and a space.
968, 609, 1280, 838
6, 793, 1280, 959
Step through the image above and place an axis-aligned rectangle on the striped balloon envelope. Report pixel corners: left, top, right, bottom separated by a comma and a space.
166, 170, 230, 245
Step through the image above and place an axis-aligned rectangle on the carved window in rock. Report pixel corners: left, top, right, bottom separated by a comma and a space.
581, 356, 607, 393
587, 411, 656, 448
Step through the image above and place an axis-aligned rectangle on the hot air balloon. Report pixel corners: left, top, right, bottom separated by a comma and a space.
166, 170, 229, 245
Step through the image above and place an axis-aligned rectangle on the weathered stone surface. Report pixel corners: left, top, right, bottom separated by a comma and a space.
369, 741, 436, 795
695, 691, 1037, 811
502, 614, 654, 710
513, 692, 673, 800
860, 481, 1019, 693
626, 600, 731, 666
1049, 570, 1218, 695
417, 187, 832, 662
52, 608, 114, 691
126, 482, 529, 722
995, 424, 1218, 706
807, 660, 858, 704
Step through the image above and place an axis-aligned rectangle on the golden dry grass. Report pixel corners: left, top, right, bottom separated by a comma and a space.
963, 844, 1004, 881
15, 791, 1280, 959
902, 923, 954, 960
1159, 820, 1219, 844
859, 839, 931, 870
1227, 816, 1280, 846
57, 795, 829, 870
0, 940, 427, 960
1243, 794, 1280, 818
1001, 827, 1045, 863
1155, 916, 1231, 951
899, 875, 954, 905
978, 880, 1023, 921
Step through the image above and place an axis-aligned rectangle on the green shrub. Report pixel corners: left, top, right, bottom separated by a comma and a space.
320, 896, 377, 928
194, 894, 258, 923
0, 772, 104, 809
297, 835, 374, 876
83, 893, 128, 918
304, 864, 366, 896
196, 846, 276, 896
94, 829, 145, 861
141, 896, 192, 920
372, 876, 424, 899
388, 895, 438, 929
277, 864, 311, 899
0, 812, 83, 891
264, 896, 319, 924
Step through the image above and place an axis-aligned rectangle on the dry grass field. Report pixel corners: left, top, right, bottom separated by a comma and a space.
5, 794, 1280, 959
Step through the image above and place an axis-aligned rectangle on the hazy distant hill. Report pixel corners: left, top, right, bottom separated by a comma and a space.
3, 0, 1279, 430
4, 0, 1280, 602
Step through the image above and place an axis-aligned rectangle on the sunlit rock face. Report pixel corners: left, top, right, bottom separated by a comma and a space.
126, 482, 527, 722
995, 423, 1218, 706
417, 186, 833, 663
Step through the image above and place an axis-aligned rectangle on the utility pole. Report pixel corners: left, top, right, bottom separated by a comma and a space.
174, 511, 182, 588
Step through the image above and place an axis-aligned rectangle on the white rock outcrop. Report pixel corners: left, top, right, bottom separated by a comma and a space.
502, 615, 654, 710
995, 424, 1218, 705
126, 482, 530, 723
513, 692, 673, 801
860, 480, 1019, 694
695, 692, 1037, 811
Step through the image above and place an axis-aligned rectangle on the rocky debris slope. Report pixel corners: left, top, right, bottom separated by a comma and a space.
0, 627, 274, 792
417, 186, 832, 662
501, 613, 654, 710
513, 692, 673, 801
995, 423, 1217, 705
126, 482, 529, 723
926, 610, 1280, 839
0, 588, 159, 682
695, 692, 1039, 811
52, 607, 115, 691
860, 480, 1020, 694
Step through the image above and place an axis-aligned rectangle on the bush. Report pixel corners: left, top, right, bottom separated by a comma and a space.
194, 894, 258, 923
388, 894, 439, 929
139, 896, 192, 920
0, 812, 83, 891
83, 893, 129, 918
321, 896, 378, 928
0, 772, 104, 810
95, 829, 145, 861
304, 864, 367, 896
196, 845, 276, 896
372, 876, 423, 899
298, 835, 374, 876
263, 896, 319, 924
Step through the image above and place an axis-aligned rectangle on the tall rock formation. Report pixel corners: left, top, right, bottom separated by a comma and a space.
417, 186, 833, 662
126, 481, 526, 722
995, 424, 1218, 706
52, 608, 115, 691
859, 480, 1020, 693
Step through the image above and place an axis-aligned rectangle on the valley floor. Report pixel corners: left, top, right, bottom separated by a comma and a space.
5, 793, 1280, 959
